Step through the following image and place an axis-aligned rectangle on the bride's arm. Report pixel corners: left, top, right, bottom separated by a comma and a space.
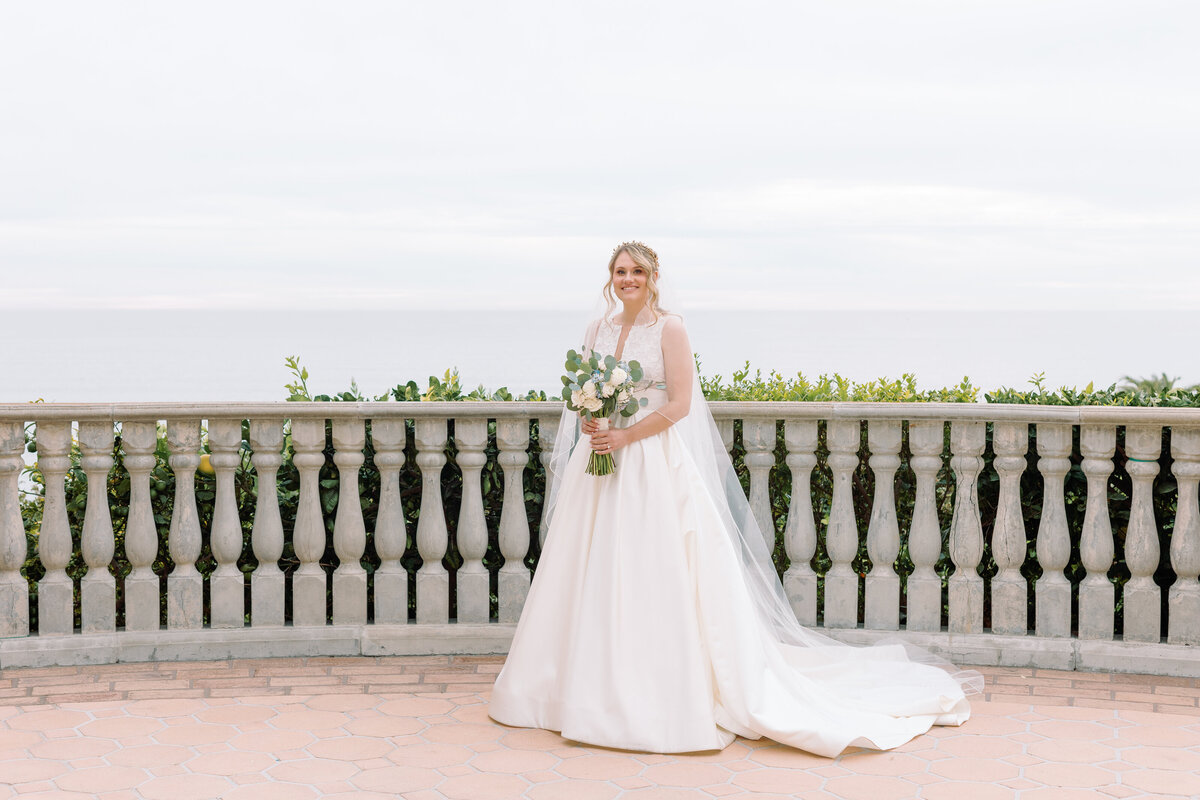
588, 316, 693, 451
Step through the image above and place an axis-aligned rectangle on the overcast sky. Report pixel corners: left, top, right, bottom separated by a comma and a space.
2, 1, 1198, 311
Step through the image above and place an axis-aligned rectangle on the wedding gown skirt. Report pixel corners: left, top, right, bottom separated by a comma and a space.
488, 412, 971, 756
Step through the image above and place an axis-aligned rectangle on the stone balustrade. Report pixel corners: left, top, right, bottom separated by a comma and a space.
2, 401, 1199, 676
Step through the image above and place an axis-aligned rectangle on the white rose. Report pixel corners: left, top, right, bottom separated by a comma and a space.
582, 380, 597, 398
585, 396, 604, 413
571, 389, 586, 409
601, 382, 614, 398
611, 367, 627, 383
617, 389, 630, 405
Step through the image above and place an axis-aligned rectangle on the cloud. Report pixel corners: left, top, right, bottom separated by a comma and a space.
2, 2, 1198, 312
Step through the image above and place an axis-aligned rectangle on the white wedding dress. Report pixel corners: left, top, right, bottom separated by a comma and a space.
488, 317, 974, 756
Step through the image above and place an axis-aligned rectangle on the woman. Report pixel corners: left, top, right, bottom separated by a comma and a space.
488, 242, 978, 756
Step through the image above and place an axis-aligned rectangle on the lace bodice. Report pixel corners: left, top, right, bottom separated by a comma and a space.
586, 316, 672, 424
588, 317, 668, 390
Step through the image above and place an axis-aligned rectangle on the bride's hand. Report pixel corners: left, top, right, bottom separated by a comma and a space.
590, 427, 629, 454
580, 417, 599, 435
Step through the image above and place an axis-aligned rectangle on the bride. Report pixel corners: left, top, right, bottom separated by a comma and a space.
488, 241, 979, 756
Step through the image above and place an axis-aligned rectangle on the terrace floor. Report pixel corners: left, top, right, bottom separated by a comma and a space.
3, 656, 1200, 799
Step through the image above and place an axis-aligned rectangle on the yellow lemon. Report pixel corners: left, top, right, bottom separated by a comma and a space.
198, 453, 215, 475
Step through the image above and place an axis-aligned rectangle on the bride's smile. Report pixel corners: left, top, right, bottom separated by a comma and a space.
612, 253, 650, 310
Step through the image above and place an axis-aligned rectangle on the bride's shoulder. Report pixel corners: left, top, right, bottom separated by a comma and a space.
659, 312, 687, 332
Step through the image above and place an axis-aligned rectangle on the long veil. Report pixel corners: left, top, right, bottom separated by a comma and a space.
541, 273, 983, 697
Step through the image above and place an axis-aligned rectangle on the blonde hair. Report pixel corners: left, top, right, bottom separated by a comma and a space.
602, 241, 667, 323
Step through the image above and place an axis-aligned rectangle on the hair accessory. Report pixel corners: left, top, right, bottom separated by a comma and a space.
613, 240, 659, 267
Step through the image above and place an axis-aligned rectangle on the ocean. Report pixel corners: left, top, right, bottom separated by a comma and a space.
1, 309, 1195, 404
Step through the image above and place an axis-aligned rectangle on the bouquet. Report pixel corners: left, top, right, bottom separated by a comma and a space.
561, 348, 648, 475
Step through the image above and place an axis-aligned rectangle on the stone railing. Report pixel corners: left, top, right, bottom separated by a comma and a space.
2, 401, 1199, 676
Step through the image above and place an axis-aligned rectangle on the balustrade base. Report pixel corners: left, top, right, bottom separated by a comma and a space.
4, 623, 1199, 679
0, 624, 517, 670
828, 628, 1200, 679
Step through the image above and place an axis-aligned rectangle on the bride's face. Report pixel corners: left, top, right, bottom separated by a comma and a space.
612, 252, 651, 308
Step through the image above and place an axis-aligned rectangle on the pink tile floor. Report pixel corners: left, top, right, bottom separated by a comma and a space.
3, 656, 1200, 799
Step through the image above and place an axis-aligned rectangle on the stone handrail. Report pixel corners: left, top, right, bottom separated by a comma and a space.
2, 401, 1198, 676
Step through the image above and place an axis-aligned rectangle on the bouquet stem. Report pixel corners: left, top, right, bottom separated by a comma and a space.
586, 417, 615, 476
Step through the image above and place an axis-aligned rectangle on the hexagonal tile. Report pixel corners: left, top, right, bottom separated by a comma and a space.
78, 716, 164, 739
271, 710, 351, 731
185, 751, 278, 777
307, 736, 393, 761
731, 767, 823, 794
470, 748, 559, 774
928, 756, 1019, 782
935, 735, 1023, 758
195, 704, 276, 725
377, 698, 455, 717
526, 780, 620, 800
836, 752, 926, 777
556, 755, 643, 780
153, 724, 236, 746
641, 762, 730, 788
350, 765, 442, 793
268, 758, 359, 784
1122, 768, 1200, 796
825, 774, 920, 800
54, 765, 148, 793
438, 773, 529, 799
1029, 720, 1113, 740
1022, 763, 1117, 789
6, 709, 89, 730
388, 742, 473, 768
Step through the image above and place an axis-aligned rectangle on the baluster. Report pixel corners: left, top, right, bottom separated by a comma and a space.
906, 420, 944, 632
79, 421, 115, 633
249, 419, 285, 627
1169, 427, 1200, 645
497, 419, 531, 623
823, 419, 860, 628
415, 419, 450, 624
948, 421, 985, 633
455, 419, 489, 623
291, 418, 328, 626
371, 419, 407, 623
167, 420, 203, 629
1124, 425, 1162, 642
783, 420, 818, 626
208, 419, 244, 628
0, 422, 28, 636
537, 413, 560, 548
332, 419, 367, 624
1078, 424, 1116, 639
743, 420, 778, 552
122, 421, 160, 631
36, 422, 74, 635
990, 422, 1029, 635
864, 420, 901, 631
717, 418, 735, 459
1035, 423, 1073, 637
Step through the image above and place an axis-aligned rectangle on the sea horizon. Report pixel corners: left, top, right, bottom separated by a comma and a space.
1, 308, 1196, 405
